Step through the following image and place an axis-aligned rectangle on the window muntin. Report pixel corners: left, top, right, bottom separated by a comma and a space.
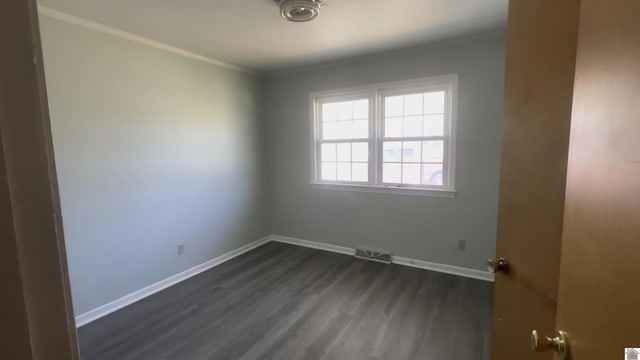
311, 75, 456, 194
380, 90, 448, 187
316, 97, 371, 184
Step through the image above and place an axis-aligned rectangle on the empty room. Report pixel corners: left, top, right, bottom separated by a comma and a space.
2, 0, 639, 360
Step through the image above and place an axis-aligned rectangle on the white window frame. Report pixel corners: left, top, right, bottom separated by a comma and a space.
310, 74, 458, 198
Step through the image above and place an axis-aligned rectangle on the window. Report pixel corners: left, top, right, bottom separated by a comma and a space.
311, 75, 457, 197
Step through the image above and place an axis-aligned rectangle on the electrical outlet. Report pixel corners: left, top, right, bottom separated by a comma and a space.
457, 240, 466, 251
177, 244, 184, 256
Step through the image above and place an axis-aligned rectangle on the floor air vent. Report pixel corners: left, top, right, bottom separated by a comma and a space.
355, 248, 393, 264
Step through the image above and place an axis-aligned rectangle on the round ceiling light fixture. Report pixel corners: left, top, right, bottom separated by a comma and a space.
275, 0, 323, 23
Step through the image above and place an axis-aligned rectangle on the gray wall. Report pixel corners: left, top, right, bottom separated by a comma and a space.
40, 15, 504, 315
264, 32, 506, 271
40, 16, 267, 315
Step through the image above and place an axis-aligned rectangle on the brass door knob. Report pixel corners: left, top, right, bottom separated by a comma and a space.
530, 330, 568, 359
487, 258, 509, 274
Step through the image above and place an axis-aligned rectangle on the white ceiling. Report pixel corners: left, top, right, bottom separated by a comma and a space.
38, 0, 509, 73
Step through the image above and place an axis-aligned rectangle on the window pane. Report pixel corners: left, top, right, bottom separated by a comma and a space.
322, 103, 337, 122
385, 95, 404, 117
422, 141, 444, 163
321, 142, 368, 184
321, 143, 336, 162
316, 83, 452, 188
423, 114, 444, 136
403, 116, 422, 137
322, 122, 338, 140
335, 121, 353, 139
352, 163, 368, 182
337, 143, 351, 162
402, 164, 421, 184
353, 99, 368, 119
336, 101, 353, 120
383, 163, 401, 183
321, 98, 369, 140
337, 163, 351, 181
385, 117, 403, 138
353, 120, 368, 139
352, 142, 368, 162
403, 141, 422, 162
321, 162, 336, 181
422, 164, 444, 185
383, 141, 402, 162
424, 91, 445, 114
404, 93, 423, 115
384, 91, 447, 137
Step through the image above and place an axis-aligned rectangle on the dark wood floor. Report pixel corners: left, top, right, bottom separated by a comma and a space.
78, 242, 493, 360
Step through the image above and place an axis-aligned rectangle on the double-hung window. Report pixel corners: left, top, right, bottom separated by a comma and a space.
311, 75, 457, 197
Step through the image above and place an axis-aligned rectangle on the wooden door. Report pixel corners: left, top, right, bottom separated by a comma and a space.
491, 0, 581, 359
555, 0, 640, 358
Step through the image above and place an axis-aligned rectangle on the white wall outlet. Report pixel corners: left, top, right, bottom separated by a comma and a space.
457, 240, 466, 251
177, 244, 184, 256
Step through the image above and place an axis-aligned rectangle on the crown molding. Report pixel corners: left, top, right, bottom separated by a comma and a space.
267, 27, 506, 78
37, 5, 254, 75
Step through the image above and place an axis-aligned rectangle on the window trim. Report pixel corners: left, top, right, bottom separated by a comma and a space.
311, 89, 375, 186
309, 74, 458, 197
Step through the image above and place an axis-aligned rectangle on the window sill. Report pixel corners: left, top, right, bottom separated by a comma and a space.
309, 183, 457, 198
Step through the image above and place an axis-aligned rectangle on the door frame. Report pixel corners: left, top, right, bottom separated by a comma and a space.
0, 0, 79, 358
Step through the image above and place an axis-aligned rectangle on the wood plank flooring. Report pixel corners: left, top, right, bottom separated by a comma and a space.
78, 242, 493, 360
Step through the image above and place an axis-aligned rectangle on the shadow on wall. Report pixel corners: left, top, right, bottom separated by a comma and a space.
39, 15, 266, 315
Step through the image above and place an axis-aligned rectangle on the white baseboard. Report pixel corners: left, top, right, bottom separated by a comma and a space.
268, 235, 494, 282
74, 236, 271, 327
77, 234, 492, 327
269, 235, 354, 256
392, 256, 494, 282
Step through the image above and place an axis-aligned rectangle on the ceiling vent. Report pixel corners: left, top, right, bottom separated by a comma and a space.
275, 0, 324, 23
